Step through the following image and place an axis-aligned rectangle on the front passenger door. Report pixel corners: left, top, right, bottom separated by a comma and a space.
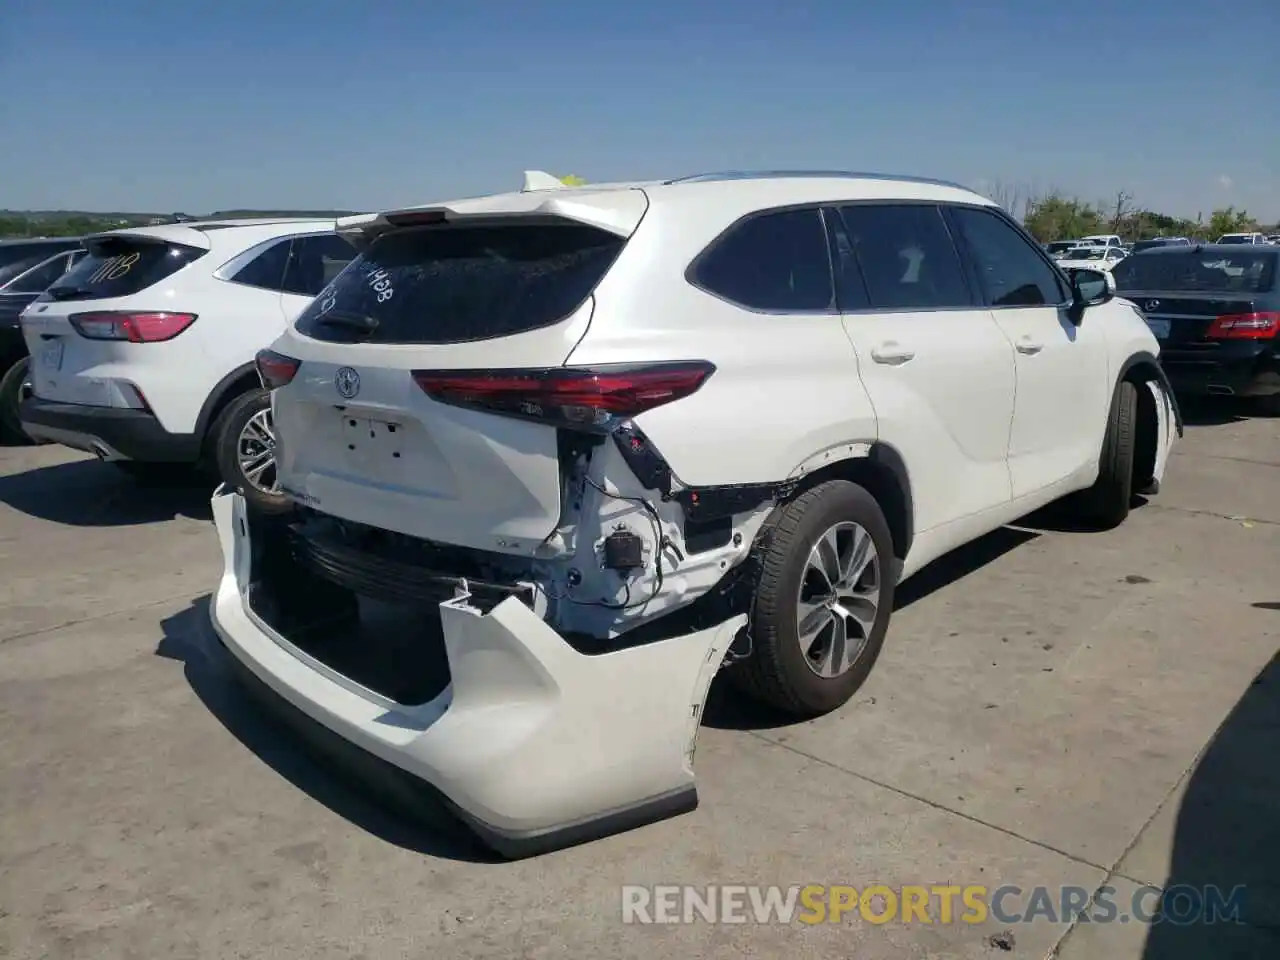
947, 205, 1110, 500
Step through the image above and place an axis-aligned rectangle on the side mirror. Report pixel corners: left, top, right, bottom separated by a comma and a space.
1067, 268, 1114, 324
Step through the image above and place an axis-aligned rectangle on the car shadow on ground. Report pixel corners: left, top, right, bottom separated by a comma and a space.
0, 458, 213, 526
703, 524, 1039, 731
155, 596, 498, 864
1140, 648, 1280, 958
1177, 396, 1252, 427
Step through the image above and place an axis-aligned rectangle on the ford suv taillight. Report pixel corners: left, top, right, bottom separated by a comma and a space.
411, 361, 715, 431
69, 311, 197, 343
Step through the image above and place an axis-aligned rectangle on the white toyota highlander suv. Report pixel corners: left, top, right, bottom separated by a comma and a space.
19, 218, 356, 506
208, 171, 1182, 858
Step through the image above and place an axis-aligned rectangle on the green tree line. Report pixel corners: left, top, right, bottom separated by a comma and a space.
983, 183, 1275, 242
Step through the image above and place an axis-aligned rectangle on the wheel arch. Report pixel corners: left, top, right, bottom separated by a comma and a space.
1115, 351, 1181, 490
781, 441, 914, 566
195, 362, 262, 442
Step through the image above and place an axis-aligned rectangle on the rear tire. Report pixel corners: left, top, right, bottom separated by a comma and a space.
728, 480, 895, 718
1072, 379, 1137, 529
211, 387, 293, 515
0, 356, 35, 445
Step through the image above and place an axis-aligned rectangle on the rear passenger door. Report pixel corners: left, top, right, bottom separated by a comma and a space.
946, 205, 1110, 500
830, 203, 1016, 535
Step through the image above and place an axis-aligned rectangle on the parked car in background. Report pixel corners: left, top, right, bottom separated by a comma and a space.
1045, 240, 1081, 259
1215, 232, 1267, 245
1130, 237, 1192, 254
1078, 234, 1124, 248
1056, 244, 1128, 272
1114, 245, 1279, 412
0, 245, 85, 441
0, 237, 82, 285
18, 218, 357, 502
1266, 235, 1280, 245
208, 170, 1181, 858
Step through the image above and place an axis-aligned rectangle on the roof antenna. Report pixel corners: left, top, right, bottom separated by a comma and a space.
522, 170, 566, 192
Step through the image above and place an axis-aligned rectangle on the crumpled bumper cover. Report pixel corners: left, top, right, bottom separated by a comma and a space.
207, 489, 744, 859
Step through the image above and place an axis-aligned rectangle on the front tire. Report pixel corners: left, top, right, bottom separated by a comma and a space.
729, 480, 895, 718
211, 387, 293, 515
1072, 379, 1137, 529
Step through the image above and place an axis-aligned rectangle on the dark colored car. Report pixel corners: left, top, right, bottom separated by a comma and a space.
0, 241, 85, 440
1113, 244, 1279, 411
1129, 237, 1191, 255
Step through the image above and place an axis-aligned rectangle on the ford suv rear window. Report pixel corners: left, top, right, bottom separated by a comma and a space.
294, 220, 625, 344
43, 236, 206, 302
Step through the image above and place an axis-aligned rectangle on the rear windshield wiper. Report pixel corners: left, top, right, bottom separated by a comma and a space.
45, 286, 95, 301
314, 310, 380, 332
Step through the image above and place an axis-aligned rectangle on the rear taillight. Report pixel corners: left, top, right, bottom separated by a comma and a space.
69, 311, 197, 343
256, 349, 301, 389
1205, 312, 1280, 339
411, 361, 716, 430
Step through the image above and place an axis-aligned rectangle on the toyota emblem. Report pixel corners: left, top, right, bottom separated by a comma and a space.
1145, 299, 1160, 312
334, 366, 360, 399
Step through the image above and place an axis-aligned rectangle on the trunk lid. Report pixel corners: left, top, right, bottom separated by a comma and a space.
1124, 292, 1259, 344
272, 195, 647, 556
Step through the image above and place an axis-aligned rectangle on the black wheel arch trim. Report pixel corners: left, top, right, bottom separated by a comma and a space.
195, 361, 262, 440
1118, 351, 1184, 436
867, 440, 915, 559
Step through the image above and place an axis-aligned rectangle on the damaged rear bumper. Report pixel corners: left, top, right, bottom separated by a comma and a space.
207, 489, 743, 859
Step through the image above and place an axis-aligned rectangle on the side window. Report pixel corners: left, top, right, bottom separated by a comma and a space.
7, 252, 74, 294
836, 204, 972, 310
951, 207, 1068, 307
281, 234, 358, 298
692, 208, 834, 312
230, 239, 291, 291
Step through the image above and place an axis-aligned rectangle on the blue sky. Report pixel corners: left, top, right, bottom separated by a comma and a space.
3, 0, 1277, 220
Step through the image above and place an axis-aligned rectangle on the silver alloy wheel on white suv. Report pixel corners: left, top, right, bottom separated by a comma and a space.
797, 520, 880, 679
236, 408, 279, 495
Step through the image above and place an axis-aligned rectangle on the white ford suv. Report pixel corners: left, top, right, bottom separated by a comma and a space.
19, 218, 356, 507
208, 171, 1182, 858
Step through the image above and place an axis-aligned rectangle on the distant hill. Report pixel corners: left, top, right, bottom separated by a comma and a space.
0, 208, 360, 239
5, 209, 357, 219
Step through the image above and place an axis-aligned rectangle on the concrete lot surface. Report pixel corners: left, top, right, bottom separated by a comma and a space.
1, 403, 1277, 959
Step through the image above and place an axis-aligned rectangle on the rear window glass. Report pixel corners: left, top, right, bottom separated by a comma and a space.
44, 237, 206, 301
294, 221, 625, 344
1113, 251, 1276, 294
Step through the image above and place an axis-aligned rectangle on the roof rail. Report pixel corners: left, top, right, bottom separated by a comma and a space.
664, 170, 973, 192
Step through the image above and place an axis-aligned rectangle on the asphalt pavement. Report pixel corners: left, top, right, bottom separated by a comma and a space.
1, 402, 1277, 959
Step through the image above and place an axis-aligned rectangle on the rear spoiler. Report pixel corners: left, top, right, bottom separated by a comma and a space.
336, 177, 648, 247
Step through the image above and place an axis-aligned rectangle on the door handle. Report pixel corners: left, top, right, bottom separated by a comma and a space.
870, 343, 915, 365
1015, 338, 1044, 355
